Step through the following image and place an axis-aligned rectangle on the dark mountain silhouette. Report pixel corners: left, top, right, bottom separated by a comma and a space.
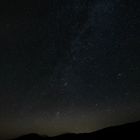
11, 121, 140, 140
11, 133, 45, 140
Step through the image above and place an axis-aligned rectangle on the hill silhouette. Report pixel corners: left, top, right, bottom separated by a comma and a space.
11, 121, 140, 140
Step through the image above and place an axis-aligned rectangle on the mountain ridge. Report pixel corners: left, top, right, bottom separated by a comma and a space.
11, 120, 140, 140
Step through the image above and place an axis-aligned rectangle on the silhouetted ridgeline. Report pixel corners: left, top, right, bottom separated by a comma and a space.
11, 121, 140, 140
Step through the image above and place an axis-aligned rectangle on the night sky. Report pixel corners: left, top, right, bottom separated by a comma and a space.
0, 0, 140, 139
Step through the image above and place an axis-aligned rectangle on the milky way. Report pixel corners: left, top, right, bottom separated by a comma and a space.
0, 0, 140, 139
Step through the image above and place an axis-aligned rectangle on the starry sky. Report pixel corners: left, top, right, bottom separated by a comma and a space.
0, 0, 140, 139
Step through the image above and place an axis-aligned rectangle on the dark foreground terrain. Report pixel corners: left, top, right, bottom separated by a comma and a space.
12, 121, 140, 140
